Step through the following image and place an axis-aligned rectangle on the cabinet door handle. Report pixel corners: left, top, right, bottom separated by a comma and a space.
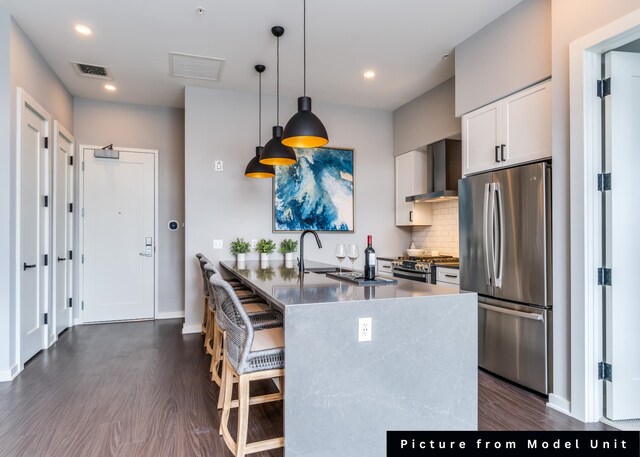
57, 257, 66, 262
444, 274, 458, 278
409, 210, 413, 222
23, 262, 36, 271
495, 146, 500, 163
500, 144, 506, 161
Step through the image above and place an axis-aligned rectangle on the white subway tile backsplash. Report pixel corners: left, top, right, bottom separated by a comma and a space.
411, 200, 459, 256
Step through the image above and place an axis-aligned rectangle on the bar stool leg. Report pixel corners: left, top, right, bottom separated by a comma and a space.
236, 375, 251, 457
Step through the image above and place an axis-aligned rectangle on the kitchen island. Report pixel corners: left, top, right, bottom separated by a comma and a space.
219, 259, 477, 457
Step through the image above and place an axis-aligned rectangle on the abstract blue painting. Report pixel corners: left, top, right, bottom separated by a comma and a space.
273, 147, 354, 232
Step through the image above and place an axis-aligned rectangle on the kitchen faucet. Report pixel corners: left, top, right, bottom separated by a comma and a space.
298, 230, 322, 273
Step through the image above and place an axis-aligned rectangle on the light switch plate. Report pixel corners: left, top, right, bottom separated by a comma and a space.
213, 239, 223, 249
214, 160, 223, 172
250, 239, 257, 250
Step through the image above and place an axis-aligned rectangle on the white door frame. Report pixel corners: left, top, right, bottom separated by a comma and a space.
15, 88, 52, 371
77, 145, 159, 324
51, 121, 74, 340
569, 8, 640, 422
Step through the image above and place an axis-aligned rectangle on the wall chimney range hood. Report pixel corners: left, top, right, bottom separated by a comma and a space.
406, 139, 461, 203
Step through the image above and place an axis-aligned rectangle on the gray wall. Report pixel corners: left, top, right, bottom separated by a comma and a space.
392, 77, 460, 155
1, 17, 74, 380
454, 0, 551, 116
551, 0, 640, 412
184, 86, 407, 332
73, 98, 185, 317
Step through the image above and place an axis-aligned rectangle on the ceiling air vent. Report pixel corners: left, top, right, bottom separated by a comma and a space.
71, 61, 114, 80
169, 52, 225, 81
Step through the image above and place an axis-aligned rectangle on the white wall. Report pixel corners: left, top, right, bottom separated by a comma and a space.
551, 0, 640, 414
1, 17, 74, 381
184, 86, 406, 332
411, 200, 459, 257
73, 98, 185, 317
455, 0, 551, 116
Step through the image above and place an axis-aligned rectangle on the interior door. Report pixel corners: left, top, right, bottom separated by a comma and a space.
19, 94, 48, 362
459, 172, 493, 297
82, 148, 155, 322
603, 51, 640, 420
53, 124, 74, 335
491, 162, 549, 307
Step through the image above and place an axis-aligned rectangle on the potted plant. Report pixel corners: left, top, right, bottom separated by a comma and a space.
230, 238, 251, 263
279, 238, 299, 263
255, 238, 276, 263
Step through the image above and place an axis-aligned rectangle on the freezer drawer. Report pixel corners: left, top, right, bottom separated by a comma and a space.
478, 298, 551, 394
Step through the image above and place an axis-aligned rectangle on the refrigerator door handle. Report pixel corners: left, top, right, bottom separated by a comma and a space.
494, 183, 504, 289
479, 302, 543, 321
483, 182, 494, 286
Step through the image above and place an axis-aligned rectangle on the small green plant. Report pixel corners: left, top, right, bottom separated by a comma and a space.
230, 238, 251, 255
255, 238, 276, 254
279, 238, 299, 254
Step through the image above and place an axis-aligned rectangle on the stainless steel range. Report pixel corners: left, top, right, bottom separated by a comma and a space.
391, 256, 459, 283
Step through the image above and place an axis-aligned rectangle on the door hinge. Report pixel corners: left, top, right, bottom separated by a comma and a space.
597, 78, 611, 98
82, 301, 84, 311
44, 137, 49, 149
69, 203, 73, 213
598, 362, 612, 381
81, 208, 85, 217
69, 250, 73, 260
597, 173, 611, 191
44, 313, 48, 325
44, 254, 48, 266
598, 267, 612, 286
81, 254, 85, 264
69, 156, 74, 166
43, 195, 49, 207
69, 297, 72, 308
82, 161, 85, 171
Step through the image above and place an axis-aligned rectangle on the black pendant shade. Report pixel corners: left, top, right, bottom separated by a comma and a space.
282, 96, 328, 148
281, 0, 329, 149
245, 64, 275, 178
260, 126, 296, 165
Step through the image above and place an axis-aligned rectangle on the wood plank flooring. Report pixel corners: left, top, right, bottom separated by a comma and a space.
0, 320, 613, 457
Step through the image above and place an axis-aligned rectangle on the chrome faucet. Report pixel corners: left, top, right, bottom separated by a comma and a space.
298, 229, 322, 273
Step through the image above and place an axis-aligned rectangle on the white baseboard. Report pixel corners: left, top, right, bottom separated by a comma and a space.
182, 323, 202, 334
156, 311, 185, 320
547, 394, 571, 415
73, 318, 83, 326
0, 363, 20, 383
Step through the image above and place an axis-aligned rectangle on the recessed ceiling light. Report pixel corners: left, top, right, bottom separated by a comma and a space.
74, 24, 92, 36
363, 70, 376, 79
104, 84, 117, 92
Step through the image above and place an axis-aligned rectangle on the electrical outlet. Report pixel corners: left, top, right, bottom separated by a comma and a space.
250, 239, 257, 250
214, 160, 223, 172
213, 239, 223, 249
358, 317, 372, 342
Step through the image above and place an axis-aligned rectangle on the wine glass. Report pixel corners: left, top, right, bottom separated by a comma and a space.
335, 244, 346, 275
346, 244, 359, 275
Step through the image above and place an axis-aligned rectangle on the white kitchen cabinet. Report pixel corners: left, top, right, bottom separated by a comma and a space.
462, 80, 551, 176
395, 150, 432, 226
435, 267, 460, 288
377, 258, 393, 277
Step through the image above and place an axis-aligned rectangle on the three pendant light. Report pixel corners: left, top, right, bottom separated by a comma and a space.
253, 0, 328, 171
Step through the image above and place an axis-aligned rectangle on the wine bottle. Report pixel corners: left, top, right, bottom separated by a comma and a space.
364, 235, 376, 281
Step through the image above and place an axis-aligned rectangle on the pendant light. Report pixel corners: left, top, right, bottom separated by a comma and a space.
281, 0, 328, 149
260, 26, 297, 166
245, 65, 275, 178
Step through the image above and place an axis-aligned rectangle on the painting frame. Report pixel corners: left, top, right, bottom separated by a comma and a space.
272, 146, 355, 233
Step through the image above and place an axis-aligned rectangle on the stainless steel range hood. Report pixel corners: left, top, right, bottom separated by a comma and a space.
406, 139, 461, 203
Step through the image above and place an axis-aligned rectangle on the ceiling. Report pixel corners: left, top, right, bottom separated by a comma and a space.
0, 0, 523, 110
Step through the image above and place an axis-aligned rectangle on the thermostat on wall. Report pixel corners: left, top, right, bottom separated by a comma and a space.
168, 220, 179, 231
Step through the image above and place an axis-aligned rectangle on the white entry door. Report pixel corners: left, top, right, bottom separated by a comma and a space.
603, 51, 640, 420
53, 123, 74, 335
82, 147, 156, 322
18, 90, 50, 362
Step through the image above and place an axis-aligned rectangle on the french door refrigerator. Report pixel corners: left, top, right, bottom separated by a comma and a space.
459, 161, 552, 394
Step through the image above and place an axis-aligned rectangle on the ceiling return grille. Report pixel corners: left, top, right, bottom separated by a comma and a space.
169, 52, 225, 81
70, 61, 114, 80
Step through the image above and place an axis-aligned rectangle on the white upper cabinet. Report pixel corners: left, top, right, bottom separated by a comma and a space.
395, 150, 432, 226
462, 80, 551, 176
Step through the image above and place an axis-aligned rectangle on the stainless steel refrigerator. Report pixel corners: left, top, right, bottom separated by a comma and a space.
459, 161, 552, 394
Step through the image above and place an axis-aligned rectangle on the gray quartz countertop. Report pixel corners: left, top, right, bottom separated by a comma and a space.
219, 259, 472, 310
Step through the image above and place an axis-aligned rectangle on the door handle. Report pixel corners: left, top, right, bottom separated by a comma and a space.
495, 146, 500, 163
139, 252, 152, 257
494, 183, 504, 289
483, 183, 493, 287
444, 274, 458, 278
409, 210, 413, 222
500, 144, 506, 161
23, 262, 36, 271
479, 303, 543, 321
57, 257, 66, 262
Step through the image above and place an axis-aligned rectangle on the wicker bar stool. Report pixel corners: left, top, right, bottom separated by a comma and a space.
210, 275, 285, 457
196, 253, 210, 334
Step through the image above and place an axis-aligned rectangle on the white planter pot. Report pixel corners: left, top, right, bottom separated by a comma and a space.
259, 253, 269, 262
284, 252, 294, 262
236, 253, 246, 262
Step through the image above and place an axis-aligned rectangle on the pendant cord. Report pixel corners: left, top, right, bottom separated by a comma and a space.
258, 71, 262, 145
277, 35, 280, 126
303, 0, 306, 97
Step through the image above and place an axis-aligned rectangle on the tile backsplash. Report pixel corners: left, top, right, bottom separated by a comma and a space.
411, 200, 459, 256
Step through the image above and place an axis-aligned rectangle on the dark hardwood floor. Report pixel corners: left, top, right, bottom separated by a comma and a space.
0, 320, 612, 457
